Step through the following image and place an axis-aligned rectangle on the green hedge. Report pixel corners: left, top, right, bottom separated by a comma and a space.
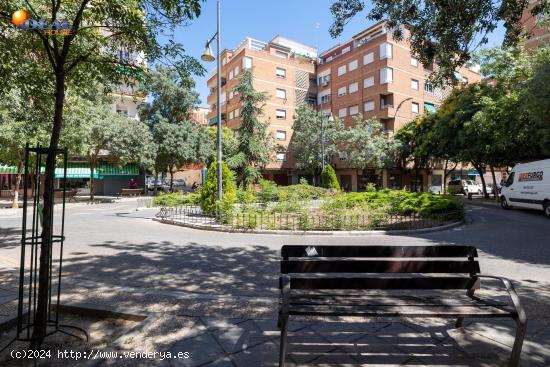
152, 192, 199, 207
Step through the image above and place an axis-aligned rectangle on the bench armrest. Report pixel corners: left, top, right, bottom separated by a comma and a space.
475, 275, 526, 323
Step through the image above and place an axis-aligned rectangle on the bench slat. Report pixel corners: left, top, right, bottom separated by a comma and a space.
287, 304, 515, 318
281, 260, 480, 274
288, 295, 508, 307
281, 245, 478, 258
282, 276, 479, 290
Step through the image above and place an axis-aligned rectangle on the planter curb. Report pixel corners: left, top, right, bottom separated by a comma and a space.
152, 217, 465, 236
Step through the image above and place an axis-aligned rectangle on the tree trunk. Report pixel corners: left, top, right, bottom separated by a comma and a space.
490, 166, 499, 201
169, 166, 174, 192
472, 162, 487, 198
153, 171, 159, 196
32, 70, 66, 347
89, 157, 95, 202
12, 172, 22, 209
443, 160, 458, 195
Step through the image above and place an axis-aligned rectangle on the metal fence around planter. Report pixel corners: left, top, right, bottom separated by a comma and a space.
156, 206, 464, 231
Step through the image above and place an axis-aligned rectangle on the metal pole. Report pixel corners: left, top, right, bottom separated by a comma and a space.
321, 114, 325, 169
216, 0, 223, 218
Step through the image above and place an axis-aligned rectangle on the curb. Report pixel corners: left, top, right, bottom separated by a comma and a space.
152, 217, 465, 236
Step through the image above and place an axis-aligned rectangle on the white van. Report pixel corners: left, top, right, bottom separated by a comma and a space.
500, 159, 550, 218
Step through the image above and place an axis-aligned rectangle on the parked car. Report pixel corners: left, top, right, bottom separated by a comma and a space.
171, 179, 187, 192
500, 159, 550, 218
447, 179, 481, 195
146, 177, 168, 192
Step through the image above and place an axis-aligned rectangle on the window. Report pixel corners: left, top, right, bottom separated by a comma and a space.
318, 93, 331, 104
234, 108, 240, 117
342, 46, 351, 54
411, 79, 419, 90
276, 109, 286, 120
348, 60, 358, 71
318, 74, 330, 86
337, 65, 347, 76
424, 82, 434, 94
276, 130, 286, 141
119, 50, 130, 62
349, 82, 359, 94
410, 57, 418, 67
349, 105, 359, 115
234, 66, 240, 76
364, 76, 374, 88
379, 42, 393, 59
116, 107, 128, 116
463, 76, 469, 84
364, 100, 375, 112
363, 52, 374, 65
276, 152, 287, 162
380, 67, 393, 84
411, 102, 419, 113
276, 88, 286, 99
229, 110, 234, 120
338, 108, 347, 118
338, 86, 347, 96
275, 50, 288, 59
276, 68, 286, 78
228, 70, 234, 80
243, 56, 253, 69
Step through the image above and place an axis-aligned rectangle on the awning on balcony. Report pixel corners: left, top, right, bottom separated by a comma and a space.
424, 102, 437, 113
454, 71, 463, 81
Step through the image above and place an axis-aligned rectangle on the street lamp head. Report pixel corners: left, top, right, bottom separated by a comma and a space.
201, 41, 215, 62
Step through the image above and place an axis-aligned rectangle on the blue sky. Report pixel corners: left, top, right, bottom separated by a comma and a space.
173, 0, 506, 106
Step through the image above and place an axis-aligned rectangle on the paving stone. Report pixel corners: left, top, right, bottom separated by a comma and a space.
286, 328, 340, 365
345, 333, 415, 365
202, 357, 235, 367
231, 341, 279, 367
212, 319, 268, 354
169, 334, 226, 367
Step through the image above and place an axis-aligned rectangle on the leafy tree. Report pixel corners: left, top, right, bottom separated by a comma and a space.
232, 69, 274, 186
342, 116, 401, 172
521, 52, 550, 158
200, 161, 236, 217
208, 126, 239, 169
0, 0, 206, 345
152, 120, 211, 190
321, 164, 341, 190
290, 105, 344, 184
64, 92, 155, 201
0, 91, 50, 208
139, 66, 201, 127
328, 0, 548, 84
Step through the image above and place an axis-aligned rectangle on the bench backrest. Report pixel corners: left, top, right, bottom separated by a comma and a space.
280, 245, 480, 291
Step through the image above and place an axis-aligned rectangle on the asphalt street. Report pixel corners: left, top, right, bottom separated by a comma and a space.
0, 199, 548, 297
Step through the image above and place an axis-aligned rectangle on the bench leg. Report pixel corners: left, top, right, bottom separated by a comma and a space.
509, 318, 526, 367
455, 317, 464, 328
279, 314, 289, 367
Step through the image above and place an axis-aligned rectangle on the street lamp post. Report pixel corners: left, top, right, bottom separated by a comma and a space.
201, 0, 222, 217
320, 113, 334, 170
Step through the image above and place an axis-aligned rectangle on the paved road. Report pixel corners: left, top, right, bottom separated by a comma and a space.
0, 200, 549, 296
0, 200, 549, 366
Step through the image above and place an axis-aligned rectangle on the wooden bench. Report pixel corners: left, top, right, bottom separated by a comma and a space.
119, 188, 143, 197
278, 245, 526, 367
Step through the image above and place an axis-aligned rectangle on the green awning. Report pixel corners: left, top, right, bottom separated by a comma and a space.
54, 163, 99, 179
97, 163, 139, 176
424, 102, 437, 113
0, 164, 20, 174
454, 71, 463, 81
208, 117, 218, 126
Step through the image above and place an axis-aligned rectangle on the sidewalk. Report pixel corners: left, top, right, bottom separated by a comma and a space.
0, 264, 548, 366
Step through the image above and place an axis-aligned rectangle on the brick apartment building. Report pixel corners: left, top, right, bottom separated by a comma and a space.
521, 0, 550, 48
207, 22, 481, 191
206, 36, 318, 185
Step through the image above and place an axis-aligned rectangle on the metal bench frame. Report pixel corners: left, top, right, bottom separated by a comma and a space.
277, 245, 526, 367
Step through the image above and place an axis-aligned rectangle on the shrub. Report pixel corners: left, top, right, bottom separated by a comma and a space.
200, 161, 237, 216
277, 178, 328, 201
152, 192, 198, 207
321, 164, 340, 190
257, 179, 278, 206
236, 185, 256, 205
